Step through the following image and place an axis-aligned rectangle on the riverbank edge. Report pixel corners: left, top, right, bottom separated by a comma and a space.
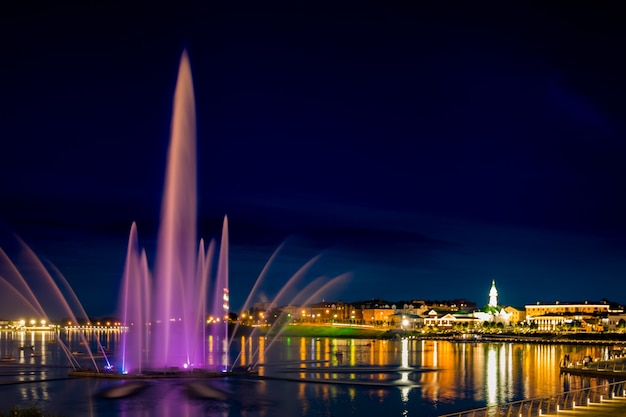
235, 324, 626, 345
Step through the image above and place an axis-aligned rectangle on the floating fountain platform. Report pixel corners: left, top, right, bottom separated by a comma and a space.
69, 366, 257, 379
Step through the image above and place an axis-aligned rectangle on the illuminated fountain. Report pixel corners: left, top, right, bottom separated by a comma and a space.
113, 51, 230, 376
0, 51, 342, 381
112, 51, 344, 377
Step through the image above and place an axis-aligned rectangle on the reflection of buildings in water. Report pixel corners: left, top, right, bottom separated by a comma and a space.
296, 377, 336, 414
419, 343, 516, 405
419, 340, 440, 401
420, 339, 494, 403
258, 335, 266, 365
523, 343, 555, 398
206, 335, 216, 366
401, 339, 409, 369
324, 338, 331, 363
347, 386, 356, 402
521, 343, 586, 398
484, 344, 514, 406
427, 340, 605, 405
363, 339, 392, 366
227, 336, 614, 413
313, 338, 320, 362
10, 330, 51, 366
487, 347, 497, 404
506, 344, 513, 401
239, 335, 247, 365
234, 335, 265, 371
522, 342, 609, 398
1, 328, 133, 369
418, 342, 517, 405
299, 337, 307, 380
20, 384, 50, 402
349, 340, 357, 366
399, 338, 411, 404
470, 344, 485, 402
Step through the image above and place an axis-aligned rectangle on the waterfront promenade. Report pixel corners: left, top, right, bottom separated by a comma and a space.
439, 379, 626, 417
543, 397, 626, 416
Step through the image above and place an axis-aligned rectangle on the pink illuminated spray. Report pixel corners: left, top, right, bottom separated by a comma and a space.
151, 48, 199, 368
118, 51, 228, 372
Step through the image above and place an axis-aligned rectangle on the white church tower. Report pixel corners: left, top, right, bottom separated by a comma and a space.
474, 279, 511, 325
488, 280, 498, 307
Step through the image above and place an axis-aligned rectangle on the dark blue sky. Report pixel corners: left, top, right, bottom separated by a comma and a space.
1, 3, 625, 317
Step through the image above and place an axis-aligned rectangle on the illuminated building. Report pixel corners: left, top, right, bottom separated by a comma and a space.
423, 309, 476, 329
525, 301, 611, 331
473, 280, 512, 325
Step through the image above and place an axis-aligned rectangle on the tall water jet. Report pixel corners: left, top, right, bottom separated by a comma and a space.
118, 50, 226, 373
119, 222, 151, 374
151, 49, 200, 369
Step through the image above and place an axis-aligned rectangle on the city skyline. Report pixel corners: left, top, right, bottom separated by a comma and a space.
1, 3, 625, 317
1, 276, 623, 325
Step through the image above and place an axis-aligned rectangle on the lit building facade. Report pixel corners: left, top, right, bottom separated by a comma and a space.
362, 307, 395, 326
503, 306, 526, 324
424, 309, 476, 329
525, 301, 611, 331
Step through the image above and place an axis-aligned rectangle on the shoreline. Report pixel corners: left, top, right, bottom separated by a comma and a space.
240, 324, 626, 345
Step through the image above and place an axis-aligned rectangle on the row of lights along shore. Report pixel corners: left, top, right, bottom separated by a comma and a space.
1, 317, 231, 331
0, 319, 126, 331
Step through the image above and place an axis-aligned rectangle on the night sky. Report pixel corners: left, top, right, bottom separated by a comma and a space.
1, 3, 625, 318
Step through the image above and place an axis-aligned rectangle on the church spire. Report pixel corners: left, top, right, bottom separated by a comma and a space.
488, 280, 498, 307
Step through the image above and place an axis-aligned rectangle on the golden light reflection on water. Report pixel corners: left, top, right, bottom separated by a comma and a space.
0, 330, 54, 368
207, 334, 215, 366
400, 339, 410, 403
0, 332, 615, 414
239, 335, 246, 364
50, 332, 610, 408
12, 331, 608, 404
487, 346, 497, 404
299, 336, 307, 379
420, 340, 608, 405
258, 335, 265, 365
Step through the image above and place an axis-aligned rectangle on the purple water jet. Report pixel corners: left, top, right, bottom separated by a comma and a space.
117, 51, 228, 374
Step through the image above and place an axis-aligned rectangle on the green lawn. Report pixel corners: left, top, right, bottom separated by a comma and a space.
259, 324, 394, 339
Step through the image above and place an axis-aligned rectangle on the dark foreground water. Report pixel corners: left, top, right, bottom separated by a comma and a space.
0, 330, 613, 416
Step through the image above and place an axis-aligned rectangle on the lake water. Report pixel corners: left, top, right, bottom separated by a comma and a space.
0, 330, 613, 416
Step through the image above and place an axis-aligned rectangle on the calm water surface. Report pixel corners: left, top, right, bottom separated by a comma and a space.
0, 330, 612, 416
